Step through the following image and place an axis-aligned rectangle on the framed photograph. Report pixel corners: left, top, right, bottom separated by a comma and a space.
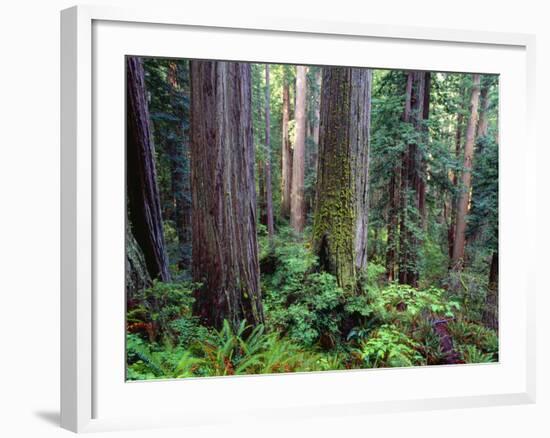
61, 4, 536, 433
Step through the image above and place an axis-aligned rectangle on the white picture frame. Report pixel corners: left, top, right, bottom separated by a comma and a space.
60, 4, 536, 433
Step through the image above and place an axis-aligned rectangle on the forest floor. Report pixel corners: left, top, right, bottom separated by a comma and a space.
126, 226, 498, 380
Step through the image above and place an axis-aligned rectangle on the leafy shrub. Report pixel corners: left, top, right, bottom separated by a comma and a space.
357, 324, 425, 368
459, 345, 495, 364
127, 320, 339, 380
262, 238, 344, 347
372, 283, 461, 325
444, 270, 488, 321
127, 280, 197, 344
448, 320, 498, 361
418, 236, 448, 287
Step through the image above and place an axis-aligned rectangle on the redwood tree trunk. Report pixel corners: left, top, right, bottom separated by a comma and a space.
264, 65, 275, 238
398, 71, 427, 287
126, 56, 171, 282
313, 67, 372, 290
189, 60, 264, 329
477, 82, 491, 142
448, 109, 464, 262
290, 66, 307, 232
281, 72, 292, 219
452, 74, 481, 269
312, 68, 322, 147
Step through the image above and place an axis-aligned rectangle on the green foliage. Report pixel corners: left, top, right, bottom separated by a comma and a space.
262, 233, 344, 347
127, 320, 341, 380
372, 283, 461, 324
128, 60, 500, 380
448, 319, 498, 361
128, 280, 197, 344
358, 324, 425, 368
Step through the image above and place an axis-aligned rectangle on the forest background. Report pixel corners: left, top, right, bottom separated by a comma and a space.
126, 57, 499, 379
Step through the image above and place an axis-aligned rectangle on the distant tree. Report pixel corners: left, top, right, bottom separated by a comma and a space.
281, 68, 293, 218
126, 56, 171, 282
290, 66, 307, 232
189, 60, 264, 329
452, 74, 481, 269
265, 64, 275, 238
397, 71, 430, 287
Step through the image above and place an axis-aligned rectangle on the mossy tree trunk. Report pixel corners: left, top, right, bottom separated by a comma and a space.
313, 67, 372, 291
189, 60, 264, 330
126, 56, 171, 282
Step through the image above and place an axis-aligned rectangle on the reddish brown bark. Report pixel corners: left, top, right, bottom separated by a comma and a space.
477, 83, 491, 141
264, 65, 275, 238
398, 71, 428, 287
281, 72, 292, 218
126, 56, 171, 282
452, 74, 481, 269
433, 320, 463, 365
189, 60, 264, 329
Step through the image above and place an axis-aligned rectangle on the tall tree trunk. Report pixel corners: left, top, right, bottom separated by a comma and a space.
126, 56, 171, 282
477, 82, 491, 142
290, 66, 307, 232
398, 71, 426, 287
264, 65, 275, 238
313, 67, 372, 291
189, 60, 264, 329
385, 171, 398, 282
448, 110, 464, 262
482, 251, 498, 330
258, 159, 266, 224
312, 68, 322, 147
418, 72, 430, 229
281, 71, 292, 218
452, 74, 481, 269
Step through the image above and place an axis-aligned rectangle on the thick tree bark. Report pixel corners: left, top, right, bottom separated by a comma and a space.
126, 56, 171, 282
189, 60, 264, 330
290, 66, 307, 232
313, 67, 372, 290
281, 72, 292, 218
452, 74, 481, 269
264, 65, 275, 238
477, 83, 491, 142
398, 71, 427, 287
